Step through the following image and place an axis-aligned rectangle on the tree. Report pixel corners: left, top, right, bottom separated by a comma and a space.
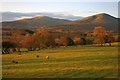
28, 28, 56, 50
36, 28, 52, 49
21, 33, 33, 51
114, 35, 120, 42
85, 38, 93, 45
80, 38, 86, 45
32, 32, 41, 50
56, 36, 74, 46
93, 26, 106, 47
73, 37, 81, 45
2, 41, 16, 54
11, 31, 23, 52
73, 37, 88, 45
55, 38, 61, 46
105, 31, 114, 46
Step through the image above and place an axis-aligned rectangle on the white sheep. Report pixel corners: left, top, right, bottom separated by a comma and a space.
45, 56, 49, 59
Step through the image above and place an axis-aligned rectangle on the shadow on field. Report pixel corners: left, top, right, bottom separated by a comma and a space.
2, 78, 119, 80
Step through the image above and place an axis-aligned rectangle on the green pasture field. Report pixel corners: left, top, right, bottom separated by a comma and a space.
2, 42, 119, 78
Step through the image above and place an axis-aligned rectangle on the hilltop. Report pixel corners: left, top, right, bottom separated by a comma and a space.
58, 13, 119, 31
2, 16, 70, 29
2, 13, 119, 31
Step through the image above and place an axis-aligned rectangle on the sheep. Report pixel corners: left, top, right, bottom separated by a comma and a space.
45, 56, 49, 59
11, 59, 18, 64
7, 68, 10, 69
18, 53, 21, 55
36, 55, 39, 57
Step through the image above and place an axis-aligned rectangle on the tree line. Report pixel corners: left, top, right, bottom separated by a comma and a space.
2, 26, 119, 54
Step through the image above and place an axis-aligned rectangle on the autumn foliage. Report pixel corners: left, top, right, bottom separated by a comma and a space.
2, 26, 118, 54
55, 36, 74, 46
93, 26, 106, 46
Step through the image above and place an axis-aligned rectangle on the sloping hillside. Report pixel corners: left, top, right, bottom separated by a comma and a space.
65, 13, 118, 24
2, 16, 70, 29
59, 13, 119, 31
2, 13, 119, 32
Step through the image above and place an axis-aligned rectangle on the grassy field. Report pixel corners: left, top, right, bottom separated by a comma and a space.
2, 43, 119, 78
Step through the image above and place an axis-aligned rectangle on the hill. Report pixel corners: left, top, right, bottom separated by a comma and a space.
61, 13, 119, 31
2, 16, 70, 29
2, 13, 119, 32
66, 13, 118, 24
1, 12, 82, 22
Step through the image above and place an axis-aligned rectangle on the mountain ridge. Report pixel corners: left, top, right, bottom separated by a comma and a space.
65, 13, 118, 24
2, 13, 119, 31
1, 12, 82, 22
2, 16, 70, 29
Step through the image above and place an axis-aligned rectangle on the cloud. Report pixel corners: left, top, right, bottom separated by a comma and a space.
1, 12, 83, 22
15, 16, 33, 20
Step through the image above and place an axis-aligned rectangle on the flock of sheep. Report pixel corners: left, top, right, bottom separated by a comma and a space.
11, 54, 49, 64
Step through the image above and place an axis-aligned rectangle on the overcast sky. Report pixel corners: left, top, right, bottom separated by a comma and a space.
1, 1, 119, 17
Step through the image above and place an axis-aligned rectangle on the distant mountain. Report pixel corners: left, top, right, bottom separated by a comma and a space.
2, 13, 119, 32
60, 13, 119, 31
2, 16, 70, 29
65, 13, 118, 24
1, 12, 82, 22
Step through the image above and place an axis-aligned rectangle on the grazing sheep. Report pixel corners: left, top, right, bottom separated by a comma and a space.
11, 59, 18, 64
18, 53, 21, 55
36, 55, 39, 57
46, 56, 49, 59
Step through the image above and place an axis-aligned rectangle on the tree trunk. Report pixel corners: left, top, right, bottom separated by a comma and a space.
109, 43, 111, 46
12, 48, 16, 53
101, 44, 103, 47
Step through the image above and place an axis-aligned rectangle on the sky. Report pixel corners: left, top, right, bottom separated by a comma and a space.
0, 0, 119, 2
1, 1, 119, 17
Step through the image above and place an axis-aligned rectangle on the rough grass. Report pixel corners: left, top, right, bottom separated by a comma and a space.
2, 43, 119, 78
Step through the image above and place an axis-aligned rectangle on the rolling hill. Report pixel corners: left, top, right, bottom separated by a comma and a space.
2, 16, 70, 29
65, 13, 118, 24
1, 12, 82, 22
61, 13, 119, 31
2, 13, 119, 32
